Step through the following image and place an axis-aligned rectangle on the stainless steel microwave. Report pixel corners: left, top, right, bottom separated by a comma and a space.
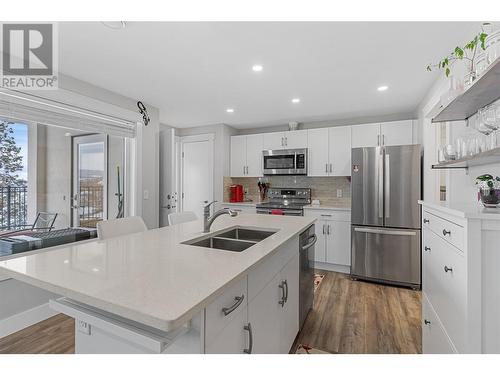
262, 148, 307, 175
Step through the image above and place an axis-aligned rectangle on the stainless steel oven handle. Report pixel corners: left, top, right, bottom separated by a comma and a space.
354, 227, 416, 236
302, 234, 317, 250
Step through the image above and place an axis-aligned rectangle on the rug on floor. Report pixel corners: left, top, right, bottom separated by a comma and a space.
314, 274, 325, 291
295, 344, 331, 354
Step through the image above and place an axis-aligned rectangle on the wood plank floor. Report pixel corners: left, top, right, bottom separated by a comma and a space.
0, 271, 421, 354
294, 270, 422, 354
0, 314, 75, 354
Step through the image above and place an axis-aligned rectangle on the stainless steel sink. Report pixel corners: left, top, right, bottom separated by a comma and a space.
187, 237, 256, 252
183, 227, 277, 252
216, 228, 276, 242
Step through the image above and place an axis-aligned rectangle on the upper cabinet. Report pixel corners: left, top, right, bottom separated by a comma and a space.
230, 134, 264, 177
307, 126, 351, 176
263, 130, 308, 150
351, 120, 414, 148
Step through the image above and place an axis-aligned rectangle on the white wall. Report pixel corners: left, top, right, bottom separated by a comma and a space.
176, 124, 237, 205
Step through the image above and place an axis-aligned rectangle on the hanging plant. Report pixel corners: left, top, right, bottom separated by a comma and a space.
426, 30, 488, 78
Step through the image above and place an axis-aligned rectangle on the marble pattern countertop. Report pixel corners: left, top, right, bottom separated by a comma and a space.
418, 200, 500, 220
0, 214, 315, 332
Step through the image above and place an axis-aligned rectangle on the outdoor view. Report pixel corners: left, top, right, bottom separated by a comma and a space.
0, 121, 28, 231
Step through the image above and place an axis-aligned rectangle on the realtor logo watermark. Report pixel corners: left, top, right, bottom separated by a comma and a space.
1, 22, 58, 89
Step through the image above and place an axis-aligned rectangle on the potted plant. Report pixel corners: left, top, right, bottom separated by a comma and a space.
475, 174, 500, 207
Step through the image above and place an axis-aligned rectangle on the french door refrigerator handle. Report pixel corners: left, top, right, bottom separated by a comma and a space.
385, 153, 390, 218
378, 148, 384, 219
354, 227, 417, 236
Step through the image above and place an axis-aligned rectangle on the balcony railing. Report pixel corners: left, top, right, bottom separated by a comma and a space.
0, 186, 28, 230
79, 185, 104, 228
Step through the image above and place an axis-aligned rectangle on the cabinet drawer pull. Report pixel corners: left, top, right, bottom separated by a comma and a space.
424, 246, 431, 252
321, 214, 332, 217
283, 279, 288, 304
243, 323, 253, 354
442, 229, 451, 236
325, 163, 328, 173
278, 281, 286, 307
423, 218, 430, 224
444, 266, 453, 273
424, 319, 431, 325
222, 295, 244, 316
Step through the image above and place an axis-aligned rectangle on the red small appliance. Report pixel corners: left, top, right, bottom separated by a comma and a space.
230, 184, 244, 203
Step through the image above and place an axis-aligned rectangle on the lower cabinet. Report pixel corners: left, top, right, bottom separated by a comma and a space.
220, 204, 256, 214
204, 243, 300, 354
304, 209, 351, 273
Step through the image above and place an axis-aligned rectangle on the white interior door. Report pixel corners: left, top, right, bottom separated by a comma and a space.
181, 135, 214, 219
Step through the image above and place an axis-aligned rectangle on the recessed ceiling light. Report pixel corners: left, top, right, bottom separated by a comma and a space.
101, 21, 126, 30
226, 108, 234, 113
291, 98, 301, 103
377, 85, 389, 92
252, 65, 263, 72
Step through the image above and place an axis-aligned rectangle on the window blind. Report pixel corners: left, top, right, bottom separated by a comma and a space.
0, 91, 138, 138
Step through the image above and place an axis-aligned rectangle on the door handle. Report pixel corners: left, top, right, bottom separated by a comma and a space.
354, 227, 417, 236
382, 134, 385, 145
302, 234, 317, 250
278, 281, 286, 307
385, 153, 390, 219
329, 163, 332, 173
424, 246, 431, 252
378, 149, 384, 219
285, 137, 288, 147
444, 266, 453, 273
423, 218, 430, 224
424, 319, 431, 325
442, 229, 451, 236
377, 134, 380, 146
222, 295, 245, 316
325, 163, 328, 173
283, 279, 288, 304
243, 323, 253, 354
322, 224, 325, 235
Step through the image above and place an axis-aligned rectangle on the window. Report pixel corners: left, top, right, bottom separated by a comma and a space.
0, 121, 28, 230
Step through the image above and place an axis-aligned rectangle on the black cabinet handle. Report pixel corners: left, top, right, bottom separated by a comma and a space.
243, 323, 253, 354
278, 281, 285, 307
222, 295, 244, 316
424, 319, 431, 325
444, 266, 453, 273
423, 218, 430, 224
442, 229, 451, 236
424, 246, 431, 252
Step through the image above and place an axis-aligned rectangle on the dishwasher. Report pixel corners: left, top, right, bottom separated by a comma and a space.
299, 224, 316, 329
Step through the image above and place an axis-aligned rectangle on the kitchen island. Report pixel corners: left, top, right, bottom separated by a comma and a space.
0, 214, 315, 354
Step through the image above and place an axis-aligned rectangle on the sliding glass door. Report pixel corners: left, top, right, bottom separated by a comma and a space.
72, 134, 108, 228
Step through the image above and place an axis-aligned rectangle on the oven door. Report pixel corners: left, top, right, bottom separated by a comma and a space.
256, 208, 303, 216
263, 149, 307, 175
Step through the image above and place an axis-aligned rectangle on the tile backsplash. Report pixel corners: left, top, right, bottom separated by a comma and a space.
223, 176, 351, 207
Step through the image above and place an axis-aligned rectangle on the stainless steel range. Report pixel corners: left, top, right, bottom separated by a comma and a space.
256, 188, 311, 216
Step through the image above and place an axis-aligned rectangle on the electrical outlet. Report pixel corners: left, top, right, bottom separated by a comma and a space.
336, 189, 343, 198
244, 187, 249, 195
77, 319, 91, 335
143, 190, 149, 200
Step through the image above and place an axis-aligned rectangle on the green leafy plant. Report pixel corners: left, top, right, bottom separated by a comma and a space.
427, 31, 488, 78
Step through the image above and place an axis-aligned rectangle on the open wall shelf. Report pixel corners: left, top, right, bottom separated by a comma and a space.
432, 58, 500, 123
432, 146, 500, 170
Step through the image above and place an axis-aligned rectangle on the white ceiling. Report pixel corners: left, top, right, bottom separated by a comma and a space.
58, 22, 483, 129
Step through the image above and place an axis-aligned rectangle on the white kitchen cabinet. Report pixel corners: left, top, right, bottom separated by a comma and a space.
247, 272, 281, 353
263, 130, 307, 150
307, 126, 351, 177
326, 220, 351, 266
304, 209, 351, 273
328, 126, 351, 176
230, 134, 263, 177
205, 308, 249, 354
307, 128, 330, 176
279, 253, 299, 354
230, 135, 247, 177
351, 120, 414, 148
351, 123, 381, 148
246, 134, 264, 176
380, 120, 413, 146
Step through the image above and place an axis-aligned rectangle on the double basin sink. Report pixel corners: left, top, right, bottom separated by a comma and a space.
182, 227, 277, 252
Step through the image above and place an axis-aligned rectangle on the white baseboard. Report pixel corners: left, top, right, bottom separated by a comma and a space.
0, 303, 57, 338
314, 262, 350, 274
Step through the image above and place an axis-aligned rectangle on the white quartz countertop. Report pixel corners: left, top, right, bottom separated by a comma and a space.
0, 214, 315, 332
303, 204, 351, 211
418, 200, 500, 220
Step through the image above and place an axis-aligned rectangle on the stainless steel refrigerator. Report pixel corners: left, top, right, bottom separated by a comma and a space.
351, 145, 421, 288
